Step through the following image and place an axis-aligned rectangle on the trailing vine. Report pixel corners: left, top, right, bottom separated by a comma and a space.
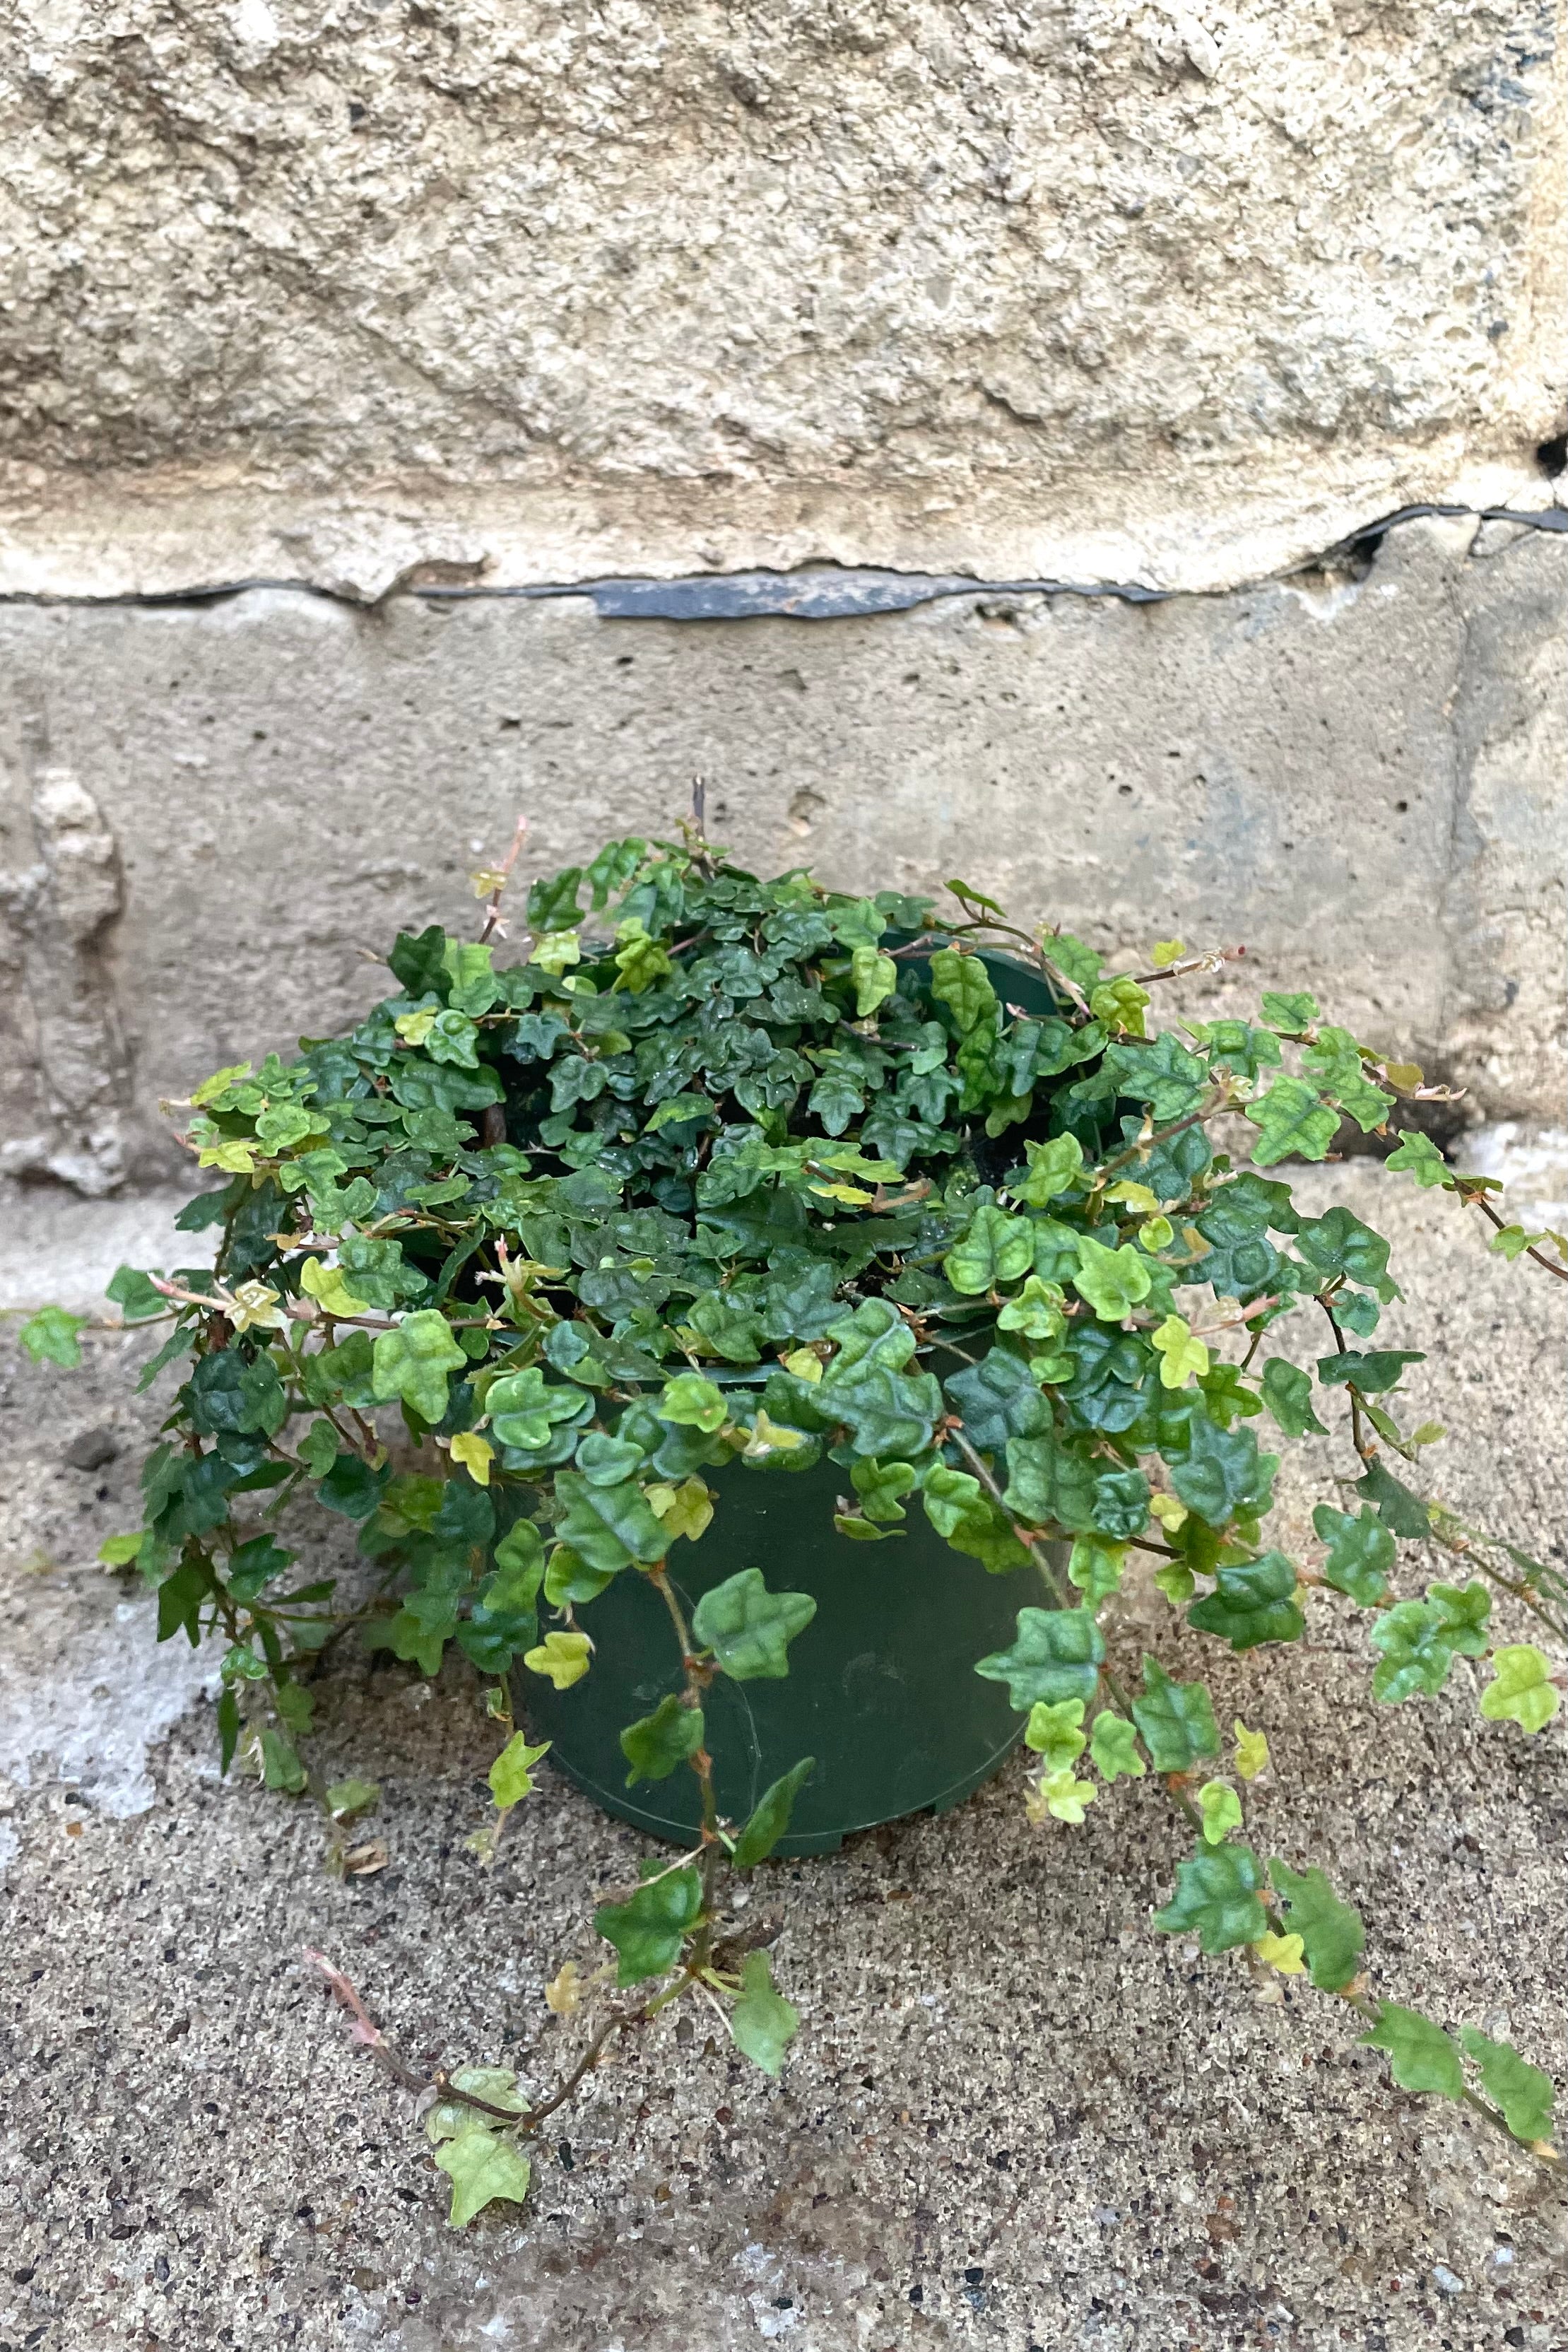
20, 814, 1564, 2222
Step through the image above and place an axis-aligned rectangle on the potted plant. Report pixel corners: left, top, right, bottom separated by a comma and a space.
25, 813, 1565, 2225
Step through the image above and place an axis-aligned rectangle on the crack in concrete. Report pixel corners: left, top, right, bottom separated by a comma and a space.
0, 502, 1562, 621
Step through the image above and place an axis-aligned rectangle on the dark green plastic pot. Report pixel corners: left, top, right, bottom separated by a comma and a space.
517, 1474, 1068, 1855
517, 941, 1075, 1855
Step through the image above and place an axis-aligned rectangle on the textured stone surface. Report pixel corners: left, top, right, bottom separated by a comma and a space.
0, 1, 1562, 597
1, 1160, 1564, 2350
0, 514, 1562, 1184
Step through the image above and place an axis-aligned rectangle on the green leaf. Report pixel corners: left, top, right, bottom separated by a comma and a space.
944, 1204, 1036, 1295
657, 1374, 729, 1433
1311, 1505, 1393, 1606
851, 1457, 917, 1523
850, 945, 897, 1018
1187, 1551, 1305, 1652
18, 1305, 88, 1368
1015, 1132, 1085, 1206
1068, 1534, 1126, 1607
928, 947, 998, 1035
974, 1607, 1105, 1710
730, 1950, 800, 2076
555, 1471, 671, 1572
996, 1274, 1067, 1342
1353, 1454, 1431, 1541
1259, 989, 1319, 1036
1262, 1358, 1328, 1439
326, 1777, 381, 1821
1131, 1657, 1220, 1772
1369, 1599, 1454, 1702
1246, 1076, 1338, 1165
1316, 1348, 1425, 1395
1479, 1644, 1560, 1733
489, 1732, 552, 1809
1428, 1579, 1491, 1658
1458, 2029, 1557, 2145
1385, 1130, 1452, 1189
522, 1629, 592, 1689
106, 1264, 168, 1323
1197, 1781, 1242, 1845
943, 1346, 1051, 1453
620, 1693, 705, 1785
920, 1463, 1032, 1572
1023, 1697, 1087, 1770
1295, 1205, 1395, 1294
595, 1861, 704, 1986
1089, 1710, 1145, 1781
1153, 1841, 1270, 1953
1169, 1417, 1277, 1528
260, 1728, 307, 1793
733, 1756, 815, 1867
692, 1568, 816, 1680
370, 1310, 467, 1425
1071, 1235, 1154, 1322
433, 2126, 533, 2228
1267, 1861, 1364, 1992
1361, 2004, 1465, 2100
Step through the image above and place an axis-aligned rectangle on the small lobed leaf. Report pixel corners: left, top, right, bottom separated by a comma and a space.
594, 1862, 704, 1987
1130, 1658, 1220, 1774
1267, 1860, 1364, 1991
1024, 1698, 1087, 1771
1458, 2028, 1557, 2146
1361, 2003, 1465, 2100
692, 1568, 816, 1681
732, 1756, 815, 1867
1088, 1710, 1145, 1782
620, 1693, 705, 1786
433, 2126, 533, 2228
1197, 1781, 1242, 1845
1479, 1644, 1560, 1733
1153, 1841, 1270, 1954
489, 1732, 552, 1809
974, 1607, 1105, 1711
729, 1950, 801, 2076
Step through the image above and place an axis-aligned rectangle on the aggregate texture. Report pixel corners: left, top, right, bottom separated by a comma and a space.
0, 514, 1562, 1191
1, 1158, 1565, 2351
0, 0, 1564, 599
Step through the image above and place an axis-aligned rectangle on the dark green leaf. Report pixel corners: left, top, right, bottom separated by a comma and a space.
974, 1607, 1105, 1710
620, 1693, 706, 1785
594, 1862, 703, 1987
692, 1568, 816, 1680
1267, 1861, 1364, 1990
1187, 1551, 1304, 1652
1130, 1657, 1220, 1772
1153, 1841, 1269, 1953
732, 1758, 815, 1866
1311, 1505, 1393, 1606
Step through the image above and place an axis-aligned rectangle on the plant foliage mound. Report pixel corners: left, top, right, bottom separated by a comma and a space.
23, 824, 1566, 2221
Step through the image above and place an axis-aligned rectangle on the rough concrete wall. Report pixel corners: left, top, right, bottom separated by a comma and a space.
0, 1, 1563, 599
0, 516, 1561, 1184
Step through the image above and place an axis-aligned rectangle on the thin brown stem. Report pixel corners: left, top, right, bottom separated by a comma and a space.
478, 812, 529, 946
1459, 1185, 1568, 1283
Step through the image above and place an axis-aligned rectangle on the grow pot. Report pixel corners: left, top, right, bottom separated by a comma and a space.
519, 1476, 1069, 1856
517, 941, 1077, 1856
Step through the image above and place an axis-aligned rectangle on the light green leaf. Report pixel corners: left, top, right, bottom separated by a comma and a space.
1458, 2028, 1557, 2145
1023, 1696, 1087, 1770
529, 929, 582, 975
657, 1374, 729, 1433
620, 1693, 705, 1786
489, 1732, 552, 1808
851, 1457, 917, 1522
974, 1607, 1105, 1710
1267, 1860, 1364, 1992
850, 945, 898, 1018
1015, 1132, 1085, 1206
1150, 1314, 1209, 1391
1197, 1781, 1242, 1844
1071, 1235, 1154, 1322
1361, 2003, 1465, 2100
692, 1568, 816, 1681
1089, 1710, 1145, 1781
371, 1310, 467, 1424
18, 1305, 88, 1369
1233, 1721, 1270, 1782
326, 1777, 381, 1821
433, 2125, 533, 2228
1153, 1840, 1270, 1953
1479, 1644, 1560, 1733
1385, 1131, 1452, 1189
928, 947, 998, 1035
729, 1950, 800, 2076
996, 1274, 1067, 1341
523, 1630, 592, 1690
1068, 1534, 1126, 1607
944, 1204, 1036, 1295
1031, 1767, 1097, 1825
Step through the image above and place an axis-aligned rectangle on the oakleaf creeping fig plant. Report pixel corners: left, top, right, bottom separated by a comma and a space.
22, 809, 1567, 2225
